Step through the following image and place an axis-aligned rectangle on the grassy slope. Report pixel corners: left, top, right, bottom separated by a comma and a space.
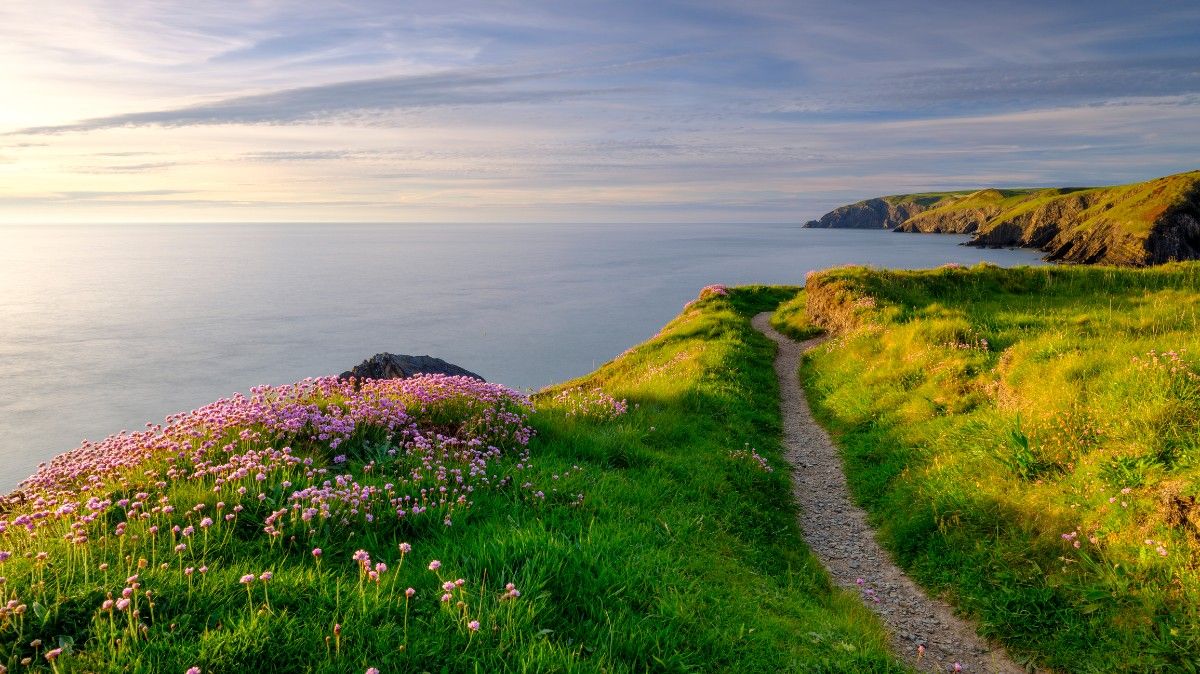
879, 192, 972, 209
913, 171, 1200, 242
0, 286, 904, 673
770, 290, 822, 341
799, 263, 1200, 672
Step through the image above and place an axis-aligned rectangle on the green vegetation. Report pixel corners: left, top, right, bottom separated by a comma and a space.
0, 284, 904, 673
883, 189, 1034, 211
800, 262, 1200, 671
770, 290, 822, 341
812, 170, 1200, 265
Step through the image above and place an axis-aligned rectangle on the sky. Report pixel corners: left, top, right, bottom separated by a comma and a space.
0, 0, 1198, 223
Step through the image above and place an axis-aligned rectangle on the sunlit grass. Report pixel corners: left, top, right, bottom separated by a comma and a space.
0, 285, 901, 673
800, 262, 1200, 671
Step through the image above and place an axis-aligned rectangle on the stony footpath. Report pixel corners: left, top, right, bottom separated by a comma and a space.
753, 312, 1028, 674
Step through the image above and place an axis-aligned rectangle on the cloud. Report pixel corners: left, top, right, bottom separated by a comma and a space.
73, 162, 179, 174
9, 66, 633, 135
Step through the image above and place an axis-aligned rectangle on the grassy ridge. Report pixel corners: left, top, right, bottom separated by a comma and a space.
799, 263, 1200, 671
0, 285, 903, 673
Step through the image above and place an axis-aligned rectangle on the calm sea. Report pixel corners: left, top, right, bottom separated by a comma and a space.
0, 223, 1045, 491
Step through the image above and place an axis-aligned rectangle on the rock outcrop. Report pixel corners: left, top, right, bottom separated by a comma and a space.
340, 353, 484, 381
804, 198, 926, 229
802, 171, 1200, 266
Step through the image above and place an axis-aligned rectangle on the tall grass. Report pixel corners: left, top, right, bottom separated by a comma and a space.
800, 262, 1200, 671
0, 285, 902, 673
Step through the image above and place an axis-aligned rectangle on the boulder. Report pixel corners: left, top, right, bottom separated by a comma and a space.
340, 353, 484, 381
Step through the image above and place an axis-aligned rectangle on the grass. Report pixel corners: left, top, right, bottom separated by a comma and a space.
799, 262, 1200, 671
770, 290, 822, 341
0, 285, 903, 673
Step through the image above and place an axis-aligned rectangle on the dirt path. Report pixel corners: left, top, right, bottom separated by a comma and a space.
753, 312, 1026, 674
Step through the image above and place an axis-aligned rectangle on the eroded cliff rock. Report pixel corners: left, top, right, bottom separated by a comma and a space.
802, 171, 1200, 266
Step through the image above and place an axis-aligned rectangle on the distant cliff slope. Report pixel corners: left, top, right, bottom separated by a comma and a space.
804, 171, 1200, 266
803, 191, 972, 229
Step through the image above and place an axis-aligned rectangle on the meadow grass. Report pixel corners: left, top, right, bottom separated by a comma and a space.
0, 285, 902, 673
770, 290, 821, 341
799, 262, 1200, 671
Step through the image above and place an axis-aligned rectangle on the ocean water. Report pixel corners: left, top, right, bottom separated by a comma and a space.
0, 223, 1045, 491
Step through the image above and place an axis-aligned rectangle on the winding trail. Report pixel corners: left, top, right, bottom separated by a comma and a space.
753, 313, 1026, 674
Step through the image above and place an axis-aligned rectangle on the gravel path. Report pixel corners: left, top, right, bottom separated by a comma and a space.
753, 312, 1026, 674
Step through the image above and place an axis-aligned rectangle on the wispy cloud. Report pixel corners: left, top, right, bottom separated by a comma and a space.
11, 67, 631, 135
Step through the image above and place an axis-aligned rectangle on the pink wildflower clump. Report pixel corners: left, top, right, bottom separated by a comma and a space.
1, 374, 534, 550
547, 386, 628, 421
729, 445, 774, 473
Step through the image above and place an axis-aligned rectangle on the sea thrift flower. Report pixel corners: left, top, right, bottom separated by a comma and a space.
405, 587, 415, 598
428, 560, 441, 571
312, 548, 322, 558
399, 542, 412, 554
468, 620, 480, 632
260, 572, 273, 582
116, 598, 131, 611
366, 669, 379, 674
45, 649, 62, 662
186, 668, 201, 674
240, 574, 255, 584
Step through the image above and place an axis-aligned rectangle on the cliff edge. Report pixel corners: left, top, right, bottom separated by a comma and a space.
803, 170, 1200, 266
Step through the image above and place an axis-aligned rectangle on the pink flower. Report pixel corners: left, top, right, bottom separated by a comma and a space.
428, 560, 441, 571
366, 669, 380, 674
44, 648, 62, 662
259, 571, 273, 582
186, 668, 201, 674
239, 574, 255, 584
399, 542, 412, 554
116, 598, 131, 611
405, 587, 415, 598
312, 548, 323, 557
468, 620, 480, 632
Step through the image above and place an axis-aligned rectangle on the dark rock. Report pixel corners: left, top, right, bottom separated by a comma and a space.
340, 353, 484, 382
803, 198, 928, 230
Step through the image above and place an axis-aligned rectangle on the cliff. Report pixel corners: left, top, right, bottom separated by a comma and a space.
803, 192, 968, 229
804, 171, 1200, 266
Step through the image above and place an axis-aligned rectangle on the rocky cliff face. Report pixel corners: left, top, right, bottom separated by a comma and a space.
804, 198, 930, 229
340, 353, 484, 381
802, 171, 1200, 266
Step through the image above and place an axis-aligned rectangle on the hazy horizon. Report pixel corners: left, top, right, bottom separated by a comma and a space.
1, 1, 1198, 224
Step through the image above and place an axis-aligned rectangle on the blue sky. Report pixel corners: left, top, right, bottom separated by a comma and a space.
0, 0, 1197, 222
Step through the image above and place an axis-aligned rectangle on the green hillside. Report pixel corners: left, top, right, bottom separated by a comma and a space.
795, 262, 1200, 670
0, 287, 901, 673
807, 171, 1200, 266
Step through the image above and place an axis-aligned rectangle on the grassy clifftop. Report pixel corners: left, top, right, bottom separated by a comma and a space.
0, 286, 901, 673
806, 171, 1200, 266
798, 263, 1200, 671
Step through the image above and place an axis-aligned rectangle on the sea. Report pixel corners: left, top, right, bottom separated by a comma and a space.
0, 223, 1045, 491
